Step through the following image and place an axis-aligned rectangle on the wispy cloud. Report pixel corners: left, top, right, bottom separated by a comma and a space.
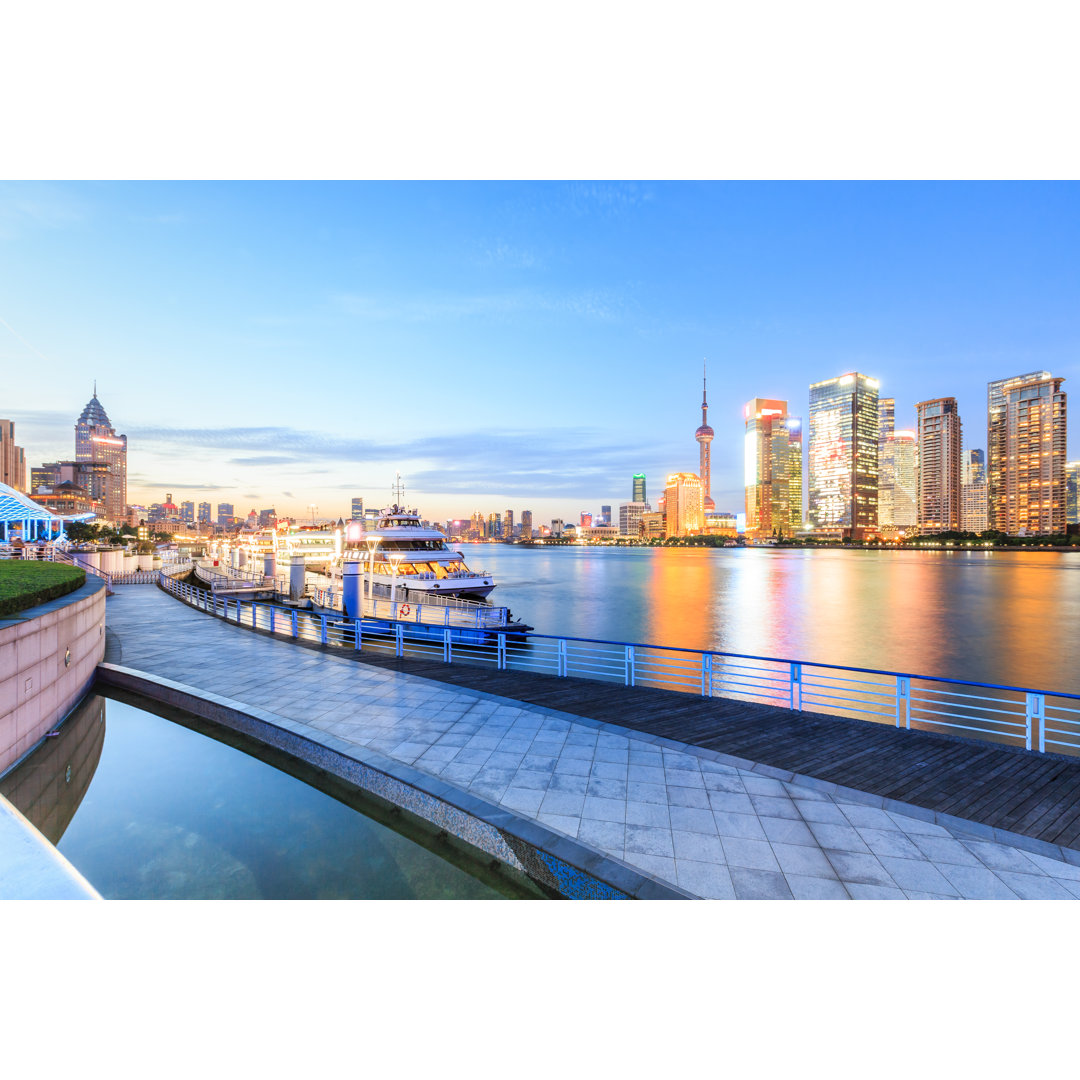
0, 182, 86, 237
472, 239, 540, 270
334, 287, 623, 323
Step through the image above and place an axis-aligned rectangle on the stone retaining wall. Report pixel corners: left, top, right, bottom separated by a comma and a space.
0, 577, 107, 774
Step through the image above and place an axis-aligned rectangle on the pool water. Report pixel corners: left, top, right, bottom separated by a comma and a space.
0, 691, 548, 900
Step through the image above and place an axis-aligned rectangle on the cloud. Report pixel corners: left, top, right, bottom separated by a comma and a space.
227, 455, 298, 466
472, 239, 539, 270
0, 182, 86, 237
334, 286, 622, 323
132, 480, 232, 491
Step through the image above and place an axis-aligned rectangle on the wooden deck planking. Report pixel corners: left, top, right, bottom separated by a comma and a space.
330, 648, 1080, 850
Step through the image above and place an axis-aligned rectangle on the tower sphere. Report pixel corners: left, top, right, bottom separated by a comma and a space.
695, 424, 714, 440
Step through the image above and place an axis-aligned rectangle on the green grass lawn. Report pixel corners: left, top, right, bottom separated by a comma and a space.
0, 561, 87, 618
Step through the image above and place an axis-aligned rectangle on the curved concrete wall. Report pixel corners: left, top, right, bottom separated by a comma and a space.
0, 577, 107, 774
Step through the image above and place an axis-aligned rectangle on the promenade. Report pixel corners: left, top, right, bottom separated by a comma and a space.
102, 586, 1080, 899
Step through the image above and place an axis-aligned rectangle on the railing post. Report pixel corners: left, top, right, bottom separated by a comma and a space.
896, 675, 910, 729
790, 662, 802, 711
395, 623, 404, 658
702, 653, 713, 697
558, 638, 567, 677
497, 634, 507, 670
269, 606, 275, 634
320, 615, 328, 645
1026, 692, 1044, 752
444, 628, 452, 663
625, 645, 635, 687
291, 610, 298, 639
354, 618, 362, 651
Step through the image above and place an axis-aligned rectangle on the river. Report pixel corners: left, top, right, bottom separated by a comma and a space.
458, 545, 1080, 694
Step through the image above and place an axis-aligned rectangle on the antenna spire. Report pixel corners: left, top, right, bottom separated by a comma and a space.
93, 379, 97, 398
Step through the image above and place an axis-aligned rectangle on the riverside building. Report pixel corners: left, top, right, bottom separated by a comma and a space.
0, 420, 27, 492
987, 370, 1052, 532
520, 510, 533, 538
75, 389, 127, 523
994, 375, 1067, 535
695, 365, 715, 512
664, 473, 704, 538
878, 430, 917, 529
632, 473, 647, 505
915, 397, 963, 533
619, 501, 648, 537
743, 398, 802, 539
1067, 462, 1080, 525
808, 372, 880, 539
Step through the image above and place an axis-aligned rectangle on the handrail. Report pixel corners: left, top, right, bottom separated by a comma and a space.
156, 571, 1080, 758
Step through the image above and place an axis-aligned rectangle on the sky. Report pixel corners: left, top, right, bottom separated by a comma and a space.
2, 180, 1078, 523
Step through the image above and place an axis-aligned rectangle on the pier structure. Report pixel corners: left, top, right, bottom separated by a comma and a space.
94, 581, 1080, 900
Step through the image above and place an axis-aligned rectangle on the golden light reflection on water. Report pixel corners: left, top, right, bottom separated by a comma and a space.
482, 546, 1080, 692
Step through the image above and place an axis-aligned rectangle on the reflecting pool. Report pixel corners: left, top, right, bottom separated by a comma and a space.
0, 692, 547, 900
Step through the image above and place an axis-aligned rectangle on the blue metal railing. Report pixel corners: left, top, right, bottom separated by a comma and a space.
156, 571, 1080, 758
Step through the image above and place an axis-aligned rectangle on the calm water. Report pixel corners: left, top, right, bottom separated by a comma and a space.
0, 692, 545, 900
465, 545, 1080, 693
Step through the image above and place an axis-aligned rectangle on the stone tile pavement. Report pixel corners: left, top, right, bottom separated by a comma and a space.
102, 587, 1080, 900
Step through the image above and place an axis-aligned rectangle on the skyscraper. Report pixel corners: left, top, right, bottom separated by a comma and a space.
664, 473, 703, 537
808, 372, 880, 538
198, 501, 212, 523
0, 420, 27, 492
969, 448, 986, 486
600, 505, 611, 527
520, 510, 533, 538
351, 497, 363, 520
878, 430, 917, 528
217, 502, 234, 525
987, 370, 1052, 531
997, 375, 1067, 534
632, 473, 647, 505
743, 398, 802, 538
1066, 462, 1080, 525
504, 509, 514, 536
695, 364, 715, 512
75, 388, 127, 522
180, 500, 195, 523
916, 397, 963, 533
619, 502, 648, 537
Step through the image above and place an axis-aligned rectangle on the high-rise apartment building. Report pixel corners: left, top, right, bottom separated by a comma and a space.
580, 512, 592, 528
0, 420, 27, 492
504, 509, 514, 537
632, 474, 647, 505
695, 366, 715, 512
1066, 462, 1080, 525
960, 483, 989, 533
520, 510, 533, 538
878, 430, 917, 528
664, 473, 703, 538
619, 502, 648, 537
997, 375, 1067, 534
808, 372, 880, 538
75, 389, 127, 522
987, 370, 1052, 531
217, 502, 235, 525
351, 497, 363, 520
744, 398, 803, 538
198, 501, 212, 523
600, 505, 611, 527
915, 398, 963, 533
550, 518, 564, 537
180, 500, 195, 523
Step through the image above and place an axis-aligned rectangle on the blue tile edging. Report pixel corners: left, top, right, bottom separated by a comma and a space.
93, 663, 692, 900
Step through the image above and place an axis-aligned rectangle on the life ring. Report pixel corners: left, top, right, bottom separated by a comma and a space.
399, 603, 411, 616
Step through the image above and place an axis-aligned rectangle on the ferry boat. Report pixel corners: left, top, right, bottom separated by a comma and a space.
339, 505, 496, 606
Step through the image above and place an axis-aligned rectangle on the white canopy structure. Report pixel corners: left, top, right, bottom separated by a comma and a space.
0, 482, 95, 543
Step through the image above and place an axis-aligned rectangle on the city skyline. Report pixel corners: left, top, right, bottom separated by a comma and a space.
2, 182, 1078, 521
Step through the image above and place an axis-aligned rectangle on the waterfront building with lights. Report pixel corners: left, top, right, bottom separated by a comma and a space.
995, 375, 1067, 535
1067, 462, 1080, 525
619, 501, 648, 538
916, 397, 962, 533
351, 497, 363, 520
664, 473, 703, 538
632, 473, 647, 506
807, 372, 880, 539
878, 429, 917, 529
520, 510, 533, 539
987, 370, 1052, 532
743, 398, 802, 539
0, 420, 27, 492
75, 389, 127, 523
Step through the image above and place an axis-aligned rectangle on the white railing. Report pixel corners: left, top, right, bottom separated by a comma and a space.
157, 573, 1080, 758
309, 583, 509, 629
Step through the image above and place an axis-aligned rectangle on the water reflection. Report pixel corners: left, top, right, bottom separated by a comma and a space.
474, 546, 1080, 692
0, 693, 544, 900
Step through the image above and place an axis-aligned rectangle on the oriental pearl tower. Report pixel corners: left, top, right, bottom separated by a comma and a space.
695, 361, 715, 512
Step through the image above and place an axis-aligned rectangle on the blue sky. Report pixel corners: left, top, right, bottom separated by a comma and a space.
2, 180, 1077, 522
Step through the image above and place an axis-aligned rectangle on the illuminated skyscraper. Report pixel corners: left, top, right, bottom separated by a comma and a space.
987, 370, 1052, 531
969, 448, 986, 486
75, 388, 127, 522
695, 363, 715, 512
1066, 462, 1079, 524
916, 397, 962, 533
0, 420, 27, 492
998, 375, 1067, 535
808, 372, 880, 538
198, 501, 212, 523
664, 473, 703, 538
181, 500, 195, 523
504, 509, 514, 536
743, 398, 802, 538
619, 502, 648, 537
632, 473, 647, 505
879, 430, 917, 528
520, 510, 533, 538
351, 497, 363, 520
600, 505, 611, 527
